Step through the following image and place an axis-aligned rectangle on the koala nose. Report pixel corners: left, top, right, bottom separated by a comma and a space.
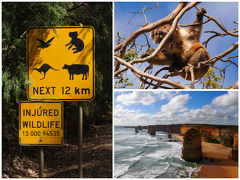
157, 29, 163, 36
156, 29, 164, 38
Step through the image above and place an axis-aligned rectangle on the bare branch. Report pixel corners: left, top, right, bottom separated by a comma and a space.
203, 30, 238, 48
115, 2, 188, 55
195, 6, 238, 37
115, 56, 191, 89
219, 56, 238, 67
205, 42, 238, 66
115, 2, 199, 76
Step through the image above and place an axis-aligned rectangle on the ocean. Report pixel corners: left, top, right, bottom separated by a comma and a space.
114, 127, 199, 178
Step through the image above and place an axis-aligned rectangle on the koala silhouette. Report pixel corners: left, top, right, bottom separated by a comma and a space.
65, 31, 84, 54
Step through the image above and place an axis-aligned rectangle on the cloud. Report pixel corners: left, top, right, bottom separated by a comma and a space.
161, 94, 190, 114
179, 103, 238, 125
116, 91, 156, 106
116, 91, 179, 106
114, 92, 238, 126
114, 104, 153, 126
212, 91, 238, 107
152, 91, 179, 100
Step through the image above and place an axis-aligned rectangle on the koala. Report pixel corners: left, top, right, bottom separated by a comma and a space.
142, 8, 210, 81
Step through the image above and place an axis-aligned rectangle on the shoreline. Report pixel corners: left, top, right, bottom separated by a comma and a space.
171, 133, 238, 178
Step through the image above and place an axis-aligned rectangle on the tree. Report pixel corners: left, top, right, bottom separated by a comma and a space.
2, 2, 112, 155
114, 2, 238, 89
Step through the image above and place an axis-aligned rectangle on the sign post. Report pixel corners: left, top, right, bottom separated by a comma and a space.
39, 147, 44, 178
24, 26, 95, 178
19, 101, 63, 177
78, 106, 83, 178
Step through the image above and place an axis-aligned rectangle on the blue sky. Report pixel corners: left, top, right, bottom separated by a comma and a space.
114, 2, 238, 89
114, 91, 238, 126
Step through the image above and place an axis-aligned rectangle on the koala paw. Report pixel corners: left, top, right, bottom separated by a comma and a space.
140, 50, 153, 58
197, 8, 207, 21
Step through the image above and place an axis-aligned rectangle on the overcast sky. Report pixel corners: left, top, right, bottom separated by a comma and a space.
114, 91, 238, 126
114, 2, 238, 89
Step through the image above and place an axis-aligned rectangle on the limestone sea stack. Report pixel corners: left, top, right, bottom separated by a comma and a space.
182, 128, 202, 162
135, 127, 139, 133
148, 125, 156, 136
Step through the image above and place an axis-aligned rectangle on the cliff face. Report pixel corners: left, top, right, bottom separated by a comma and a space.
219, 128, 235, 147
182, 128, 202, 162
144, 124, 237, 161
147, 125, 181, 134
232, 132, 238, 161
145, 124, 237, 150
180, 124, 237, 147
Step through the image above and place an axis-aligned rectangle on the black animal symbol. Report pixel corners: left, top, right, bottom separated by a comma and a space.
62, 64, 89, 80
36, 36, 55, 49
33, 63, 58, 80
65, 32, 84, 54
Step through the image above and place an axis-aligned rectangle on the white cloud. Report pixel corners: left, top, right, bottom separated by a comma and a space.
114, 92, 238, 126
114, 104, 154, 126
116, 91, 156, 106
212, 91, 238, 107
152, 91, 179, 100
161, 94, 190, 114
179, 103, 238, 125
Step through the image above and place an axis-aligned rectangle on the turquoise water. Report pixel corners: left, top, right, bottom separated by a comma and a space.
114, 127, 199, 178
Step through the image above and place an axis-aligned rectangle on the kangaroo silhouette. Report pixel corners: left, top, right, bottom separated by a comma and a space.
37, 36, 55, 49
65, 32, 84, 54
33, 63, 58, 80
62, 64, 89, 80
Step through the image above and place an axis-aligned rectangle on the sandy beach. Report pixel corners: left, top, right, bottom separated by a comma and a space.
172, 134, 238, 178
198, 142, 238, 178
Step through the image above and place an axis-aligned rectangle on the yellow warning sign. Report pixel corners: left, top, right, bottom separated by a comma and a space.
19, 101, 64, 146
27, 27, 95, 101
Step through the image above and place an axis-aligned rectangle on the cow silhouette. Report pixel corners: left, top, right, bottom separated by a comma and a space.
33, 63, 58, 80
65, 32, 84, 54
62, 64, 89, 80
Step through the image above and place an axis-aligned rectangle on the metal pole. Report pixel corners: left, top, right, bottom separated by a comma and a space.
39, 147, 44, 178
78, 106, 83, 178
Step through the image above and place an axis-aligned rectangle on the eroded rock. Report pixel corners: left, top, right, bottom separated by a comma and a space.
182, 128, 202, 162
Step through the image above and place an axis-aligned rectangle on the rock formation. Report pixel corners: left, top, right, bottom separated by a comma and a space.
148, 126, 156, 136
232, 131, 238, 161
136, 126, 143, 130
135, 127, 139, 133
182, 128, 202, 162
168, 134, 172, 138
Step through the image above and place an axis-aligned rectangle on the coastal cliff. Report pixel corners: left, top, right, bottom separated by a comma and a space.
145, 124, 238, 162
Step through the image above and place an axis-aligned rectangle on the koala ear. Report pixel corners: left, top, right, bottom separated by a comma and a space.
149, 30, 154, 40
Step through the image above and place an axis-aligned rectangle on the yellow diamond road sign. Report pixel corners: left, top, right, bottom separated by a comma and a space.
19, 101, 63, 146
27, 27, 95, 101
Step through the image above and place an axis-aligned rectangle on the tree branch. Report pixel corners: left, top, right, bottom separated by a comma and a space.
204, 42, 238, 66
195, 6, 238, 37
115, 56, 191, 89
115, 2, 199, 76
203, 30, 238, 48
115, 2, 188, 54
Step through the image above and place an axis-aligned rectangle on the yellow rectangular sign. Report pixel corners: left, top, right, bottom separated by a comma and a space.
19, 101, 64, 146
26, 27, 95, 101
